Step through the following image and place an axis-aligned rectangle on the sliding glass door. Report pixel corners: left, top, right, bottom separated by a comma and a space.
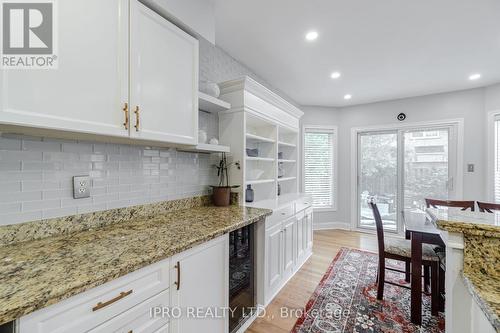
357, 125, 456, 233
358, 131, 398, 231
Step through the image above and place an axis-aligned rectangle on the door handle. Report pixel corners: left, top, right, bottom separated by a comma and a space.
92, 290, 133, 311
174, 261, 181, 290
134, 105, 140, 131
122, 103, 129, 129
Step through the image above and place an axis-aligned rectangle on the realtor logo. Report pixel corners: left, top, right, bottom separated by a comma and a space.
1, 0, 57, 69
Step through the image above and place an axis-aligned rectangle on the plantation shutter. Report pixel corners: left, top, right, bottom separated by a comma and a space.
495, 118, 500, 202
304, 128, 335, 209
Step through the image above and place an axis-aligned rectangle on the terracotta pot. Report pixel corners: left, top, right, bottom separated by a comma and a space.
212, 186, 231, 207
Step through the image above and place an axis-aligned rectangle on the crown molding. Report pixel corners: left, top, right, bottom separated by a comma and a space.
219, 76, 304, 118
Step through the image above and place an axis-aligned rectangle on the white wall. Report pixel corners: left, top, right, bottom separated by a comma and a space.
484, 83, 500, 111
302, 86, 499, 229
145, 0, 216, 44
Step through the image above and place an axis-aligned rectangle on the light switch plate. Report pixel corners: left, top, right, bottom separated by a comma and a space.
73, 175, 90, 199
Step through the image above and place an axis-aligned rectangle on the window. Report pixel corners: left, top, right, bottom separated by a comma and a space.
303, 127, 336, 210
495, 118, 500, 202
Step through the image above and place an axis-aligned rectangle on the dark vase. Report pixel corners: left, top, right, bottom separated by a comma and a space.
212, 186, 231, 206
245, 185, 254, 202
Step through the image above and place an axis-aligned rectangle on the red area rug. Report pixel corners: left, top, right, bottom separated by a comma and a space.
291, 248, 444, 332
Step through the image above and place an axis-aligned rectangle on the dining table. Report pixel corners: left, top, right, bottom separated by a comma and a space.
402, 209, 445, 325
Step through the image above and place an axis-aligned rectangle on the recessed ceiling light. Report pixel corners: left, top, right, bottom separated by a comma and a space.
330, 71, 341, 79
469, 73, 481, 81
344, 94, 352, 100
305, 31, 318, 41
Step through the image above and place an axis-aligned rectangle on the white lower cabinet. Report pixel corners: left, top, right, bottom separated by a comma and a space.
18, 257, 171, 333
169, 235, 228, 333
266, 223, 283, 297
264, 199, 313, 305
18, 235, 229, 333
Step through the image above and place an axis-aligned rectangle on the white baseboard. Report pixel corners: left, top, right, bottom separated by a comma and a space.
313, 221, 351, 231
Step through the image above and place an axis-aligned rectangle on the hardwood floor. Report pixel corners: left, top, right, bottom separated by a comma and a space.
246, 229, 378, 333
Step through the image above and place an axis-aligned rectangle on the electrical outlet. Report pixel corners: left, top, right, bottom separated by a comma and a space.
73, 175, 90, 199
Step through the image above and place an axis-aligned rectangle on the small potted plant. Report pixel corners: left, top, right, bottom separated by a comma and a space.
211, 153, 240, 206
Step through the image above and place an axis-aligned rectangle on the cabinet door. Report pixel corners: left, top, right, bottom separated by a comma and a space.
130, 0, 198, 145
170, 236, 228, 333
296, 216, 304, 259
0, 0, 129, 137
266, 223, 283, 294
283, 217, 295, 275
306, 210, 313, 249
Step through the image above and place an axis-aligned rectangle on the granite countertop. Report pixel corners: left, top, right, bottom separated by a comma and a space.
427, 207, 500, 330
0, 203, 271, 325
427, 207, 500, 237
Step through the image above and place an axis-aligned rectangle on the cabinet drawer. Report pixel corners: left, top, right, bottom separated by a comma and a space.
266, 204, 295, 229
88, 289, 170, 333
19, 258, 170, 333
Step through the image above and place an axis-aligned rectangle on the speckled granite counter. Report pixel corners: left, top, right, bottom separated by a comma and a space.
0, 196, 272, 325
428, 208, 500, 331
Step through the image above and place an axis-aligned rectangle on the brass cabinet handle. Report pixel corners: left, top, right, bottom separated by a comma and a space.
134, 105, 140, 131
92, 290, 133, 311
174, 261, 181, 290
122, 103, 129, 129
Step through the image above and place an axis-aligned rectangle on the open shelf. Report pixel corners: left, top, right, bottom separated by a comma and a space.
246, 156, 275, 162
246, 179, 275, 185
277, 176, 297, 182
179, 143, 230, 154
278, 159, 296, 163
198, 92, 231, 113
246, 133, 275, 143
278, 141, 296, 148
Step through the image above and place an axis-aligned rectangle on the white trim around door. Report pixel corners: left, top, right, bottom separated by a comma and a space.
486, 110, 500, 202
350, 118, 464, 235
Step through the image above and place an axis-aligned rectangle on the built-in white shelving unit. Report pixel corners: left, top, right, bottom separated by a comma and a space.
218, 77, 303, 203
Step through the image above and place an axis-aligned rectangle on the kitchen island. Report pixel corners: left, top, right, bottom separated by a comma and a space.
428, 208, 500, 333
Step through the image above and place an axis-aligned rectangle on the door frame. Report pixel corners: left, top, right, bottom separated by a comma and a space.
350, 118, 464, 235
486, 110, 500, 202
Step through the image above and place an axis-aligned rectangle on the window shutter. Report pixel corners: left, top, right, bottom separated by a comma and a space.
304, 129, 335, 208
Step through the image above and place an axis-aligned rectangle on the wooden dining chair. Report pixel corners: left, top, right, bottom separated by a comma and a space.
425, 199, 475, 211
369, 201, 440, 315
477, 201, 500, 213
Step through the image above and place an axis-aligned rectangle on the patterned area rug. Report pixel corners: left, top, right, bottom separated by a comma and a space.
291, 248, 445, 333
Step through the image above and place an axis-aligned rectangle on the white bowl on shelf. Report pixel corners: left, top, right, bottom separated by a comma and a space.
247, 169, 264, 180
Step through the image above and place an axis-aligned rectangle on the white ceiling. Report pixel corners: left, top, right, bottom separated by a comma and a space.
214, 0, 500, 107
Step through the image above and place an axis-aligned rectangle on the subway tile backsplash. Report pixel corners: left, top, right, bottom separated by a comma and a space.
0, 134, 217, 225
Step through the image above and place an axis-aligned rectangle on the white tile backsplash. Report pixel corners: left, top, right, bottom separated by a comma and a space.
0, 135, 217, 225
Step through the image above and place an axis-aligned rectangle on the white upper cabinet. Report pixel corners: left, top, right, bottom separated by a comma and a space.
0, 0, 198, 146
130, 1, 198, 145
0, 0, 129, 137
